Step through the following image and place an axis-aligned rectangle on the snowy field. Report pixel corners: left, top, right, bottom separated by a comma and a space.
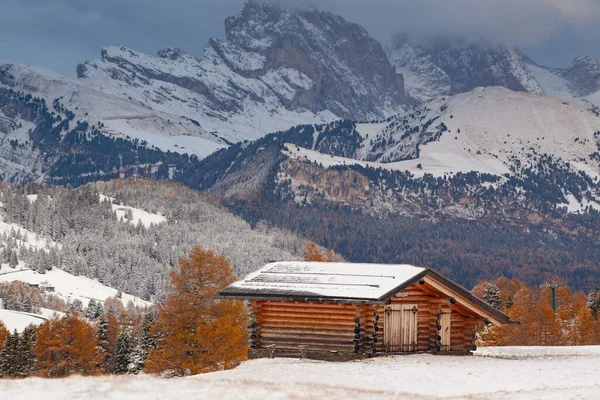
1, 346, 599, 399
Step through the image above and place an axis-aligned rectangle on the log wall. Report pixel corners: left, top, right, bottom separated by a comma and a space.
248, 281, 486, 357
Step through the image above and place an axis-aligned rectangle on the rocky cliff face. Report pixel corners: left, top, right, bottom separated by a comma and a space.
389, 39, 600, 108
388, 40, 542, 101
76, 2, 409, 144
557, 56, 600, 97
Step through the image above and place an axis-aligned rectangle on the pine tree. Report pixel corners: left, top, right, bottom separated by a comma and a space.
97, 313, 118, 373
114, 332, 132, 374
484, 283, 502, 310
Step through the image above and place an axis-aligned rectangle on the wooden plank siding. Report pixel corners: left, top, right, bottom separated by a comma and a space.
372, 282, 484, 353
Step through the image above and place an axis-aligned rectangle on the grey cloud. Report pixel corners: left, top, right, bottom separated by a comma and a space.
1, 0, 599, 75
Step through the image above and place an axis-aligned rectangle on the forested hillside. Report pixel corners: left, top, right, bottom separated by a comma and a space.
0, 180, 308, 301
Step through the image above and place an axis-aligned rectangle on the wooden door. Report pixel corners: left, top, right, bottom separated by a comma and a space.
384, 304, 418, 352
439, 309, 451, 351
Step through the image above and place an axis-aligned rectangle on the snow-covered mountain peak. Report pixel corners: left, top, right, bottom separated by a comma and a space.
74, 1, 409, 145
389, 39, 544, 101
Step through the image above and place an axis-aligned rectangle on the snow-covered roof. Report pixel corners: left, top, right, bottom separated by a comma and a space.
220, 261, 427, 301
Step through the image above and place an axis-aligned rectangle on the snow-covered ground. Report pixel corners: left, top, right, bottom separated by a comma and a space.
100, 195, 166, 228
0, 308, 65, 332
0, 265, 148, 308
1, 346, 599, 399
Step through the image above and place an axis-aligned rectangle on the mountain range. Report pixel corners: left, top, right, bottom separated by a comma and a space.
1, 0, 600, 288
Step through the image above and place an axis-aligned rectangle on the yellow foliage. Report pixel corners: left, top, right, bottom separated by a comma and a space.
0, 321, 8, 351
146, 245, 248, 376
34, 314, 101, 377
303, 242, 334, 262
479, 277, 600, 346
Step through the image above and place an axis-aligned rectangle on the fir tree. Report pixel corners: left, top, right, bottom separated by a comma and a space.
128, 312, 155, 373
70, 299, 84, 314
114, 332, 132, 374
85, 299, 98, 320
9, 250, 18, 268
483, 283, 502, 310
587, 290, 600, 318
0, 330, 31, 377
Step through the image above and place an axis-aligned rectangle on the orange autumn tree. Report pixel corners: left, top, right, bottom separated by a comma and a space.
146, 245, 247, 376
477, 277, 600, 346
34, 314, 101, 377
303, 242, 334, 262
0, 321, 8, 351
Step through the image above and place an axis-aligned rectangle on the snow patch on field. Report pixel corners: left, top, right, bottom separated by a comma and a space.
0, 266, 148, 308
1, 346, 600, 399
101, 195, 166, 228
0, 214, 58, 251
0, 309, 46, 332
0, 308, 65, 332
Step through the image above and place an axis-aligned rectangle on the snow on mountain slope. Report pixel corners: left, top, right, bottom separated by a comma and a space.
76, 2, 408, 144
0, 202, 148, 309
0, 308, 66, 332
0, 60, 225, 159
388, 41, 543, 102
0, 308, 47, 332
100, 195, 166, 228
388, 39, 600, 110
284, 87, 600, 182
527, 58, 600, 110
0, 265, 147, 308
387, 43, 452, 102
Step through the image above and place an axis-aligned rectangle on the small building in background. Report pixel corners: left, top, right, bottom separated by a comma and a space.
219, 262, 512, 361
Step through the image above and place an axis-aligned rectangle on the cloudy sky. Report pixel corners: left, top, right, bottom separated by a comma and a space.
1, 0, 599, 76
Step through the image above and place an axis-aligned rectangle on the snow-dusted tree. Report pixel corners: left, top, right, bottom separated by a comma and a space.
483, 283, 502, 310
0, 330, 33, 377
587, 290, 600, 318
85, 299, 98, 320
128, 312, 155, 373
9, 250, 18, 269
114, 332, 132, 374
70, 299, 84, 314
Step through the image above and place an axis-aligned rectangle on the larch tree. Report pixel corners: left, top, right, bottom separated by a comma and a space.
0, 321, 9, 350
34, 315, 101, 377
146, 245, 247, 376
303, 242, 334, 262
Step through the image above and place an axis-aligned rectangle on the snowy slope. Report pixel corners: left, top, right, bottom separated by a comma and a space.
0, 265, 147, 308
388, 40, 600, 110
286, 87, 600, 178
76, 3, 408, 144
0, 60, 225, 160
1, 346, 600, 399
100, 195, 166, 228
0, 203, 149, 309
0, 308, 64, 332
388, 41, 543, 102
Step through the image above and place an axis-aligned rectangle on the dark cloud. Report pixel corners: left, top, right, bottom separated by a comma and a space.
1, 0, 599, 76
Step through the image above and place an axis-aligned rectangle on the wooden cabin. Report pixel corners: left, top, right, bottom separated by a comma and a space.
219, 262, 512, 361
